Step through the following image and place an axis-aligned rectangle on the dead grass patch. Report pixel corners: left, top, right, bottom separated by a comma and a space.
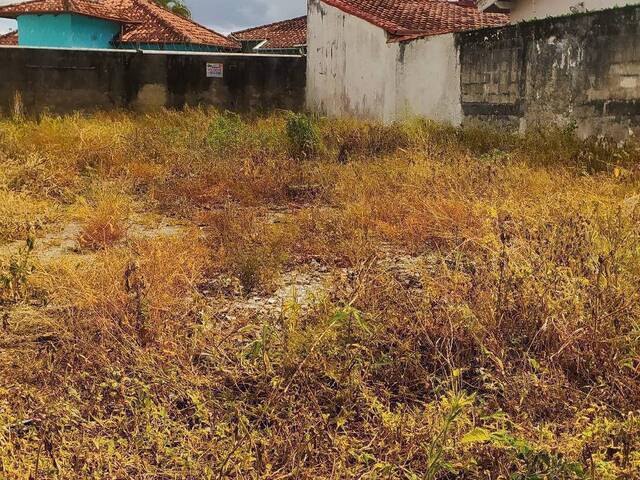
74, 191, 133, 250
1, 111, 639, 479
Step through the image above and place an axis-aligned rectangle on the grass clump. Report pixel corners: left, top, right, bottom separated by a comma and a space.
75, 191, 132, 250
0, 110, 639, 479
0, 189, 57, 243
287, 112, 322, 159
0, 235, 35, 303
205, 206, 296, 294
207, 111, 247, 152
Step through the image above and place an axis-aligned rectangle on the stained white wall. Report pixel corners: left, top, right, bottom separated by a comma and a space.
306, 0, 462, 125
395, 35, 462, 126
509, 0, 640, 22
306, 0, 395, 121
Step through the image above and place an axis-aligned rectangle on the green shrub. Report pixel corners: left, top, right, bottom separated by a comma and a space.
207, 112, 246, 152
286, 113, 321, 159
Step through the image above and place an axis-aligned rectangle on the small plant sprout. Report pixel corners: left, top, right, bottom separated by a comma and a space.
0, 230, 35, 302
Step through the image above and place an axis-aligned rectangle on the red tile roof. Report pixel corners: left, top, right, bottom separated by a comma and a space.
113, 0, 238, 48
232, 16, 307, 50
0, 0, 240, 49
320, 0, 508, 40
0, 0, 138, 23
0, 30, 18, 45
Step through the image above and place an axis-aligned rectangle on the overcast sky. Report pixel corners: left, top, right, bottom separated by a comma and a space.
0, 0, 306, 34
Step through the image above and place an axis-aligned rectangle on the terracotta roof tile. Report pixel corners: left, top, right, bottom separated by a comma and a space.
0, 0, 137, 23
233, 16, 306, 50
112, 0, 239, 48
320, 0, 508, 40
0, 30, 18, 45
0, 0, 240, 49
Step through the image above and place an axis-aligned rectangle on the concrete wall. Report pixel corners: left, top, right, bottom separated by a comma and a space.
307, 0, 395, 121
306, 0, 461, 124
0, 47, 306, 115
509, 0, 640, 23
458, 4, 640, 139
18, 14, 121, 49
307, 0, 640, 139
395, 35, 462, 126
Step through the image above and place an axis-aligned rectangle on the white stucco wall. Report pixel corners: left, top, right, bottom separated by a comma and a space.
509, 0, 640, 22
306, 0, 395, 121
306, 0, 462, 125
395, 35, 463, 125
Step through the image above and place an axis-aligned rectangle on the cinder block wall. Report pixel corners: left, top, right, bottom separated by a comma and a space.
0, 48, 306, 115
457, 5, 640, 139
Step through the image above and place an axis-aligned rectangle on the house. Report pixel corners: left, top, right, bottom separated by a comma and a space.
0, 0, 239, 51
306, 0, 508, 123
478, 0, 640, 22
232, 16, 307, 55
0, 30, 18, 45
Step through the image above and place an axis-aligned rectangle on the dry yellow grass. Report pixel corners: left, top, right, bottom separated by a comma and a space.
74, 190, 133, 251
0, 110, 639, 479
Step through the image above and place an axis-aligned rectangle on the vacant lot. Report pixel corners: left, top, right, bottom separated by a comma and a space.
1, 110, 639, 479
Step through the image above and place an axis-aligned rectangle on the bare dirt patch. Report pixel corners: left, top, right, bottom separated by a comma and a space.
0, 217, 188, 262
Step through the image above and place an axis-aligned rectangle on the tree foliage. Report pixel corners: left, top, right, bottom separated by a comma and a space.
154, 0, 191, 18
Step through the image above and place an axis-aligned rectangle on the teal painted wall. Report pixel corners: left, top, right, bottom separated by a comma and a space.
17, 13, 120, 49
17, 14, 71, 47
15, 13, 225, 51
71, 14, 121, 48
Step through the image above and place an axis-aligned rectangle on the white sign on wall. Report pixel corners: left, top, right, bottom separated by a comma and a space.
206, 63, 224, 78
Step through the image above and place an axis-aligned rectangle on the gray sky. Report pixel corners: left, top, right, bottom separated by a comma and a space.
0, 0, 306, 34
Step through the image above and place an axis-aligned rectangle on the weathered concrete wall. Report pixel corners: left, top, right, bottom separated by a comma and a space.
0, 47, 306, 115
307, 0, 640, 139
307, 0, 395, 121
508, 0, 640, 23
395, 35, 462, 126
306, 0, 461, 124
458, 4, 640, 139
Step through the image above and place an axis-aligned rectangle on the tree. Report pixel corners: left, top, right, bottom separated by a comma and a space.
155, 0, 191, 18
